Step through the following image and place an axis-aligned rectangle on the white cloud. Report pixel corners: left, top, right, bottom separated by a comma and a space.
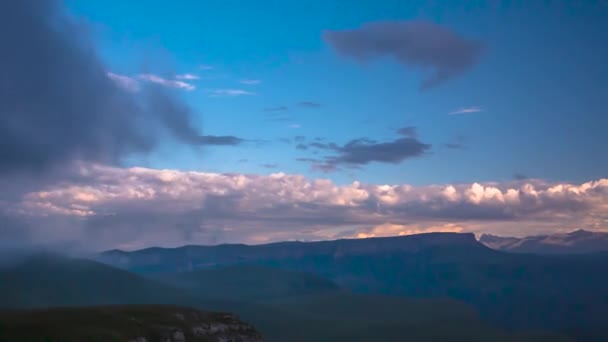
449, 106, 482, 115
289, 124, 302, 129
106, 72, 140, 92
240, 79, 262, 85
137, 73, 195, 91
199, 64, 214, 70
175, 73, 199, 80
10, 163, 608, 249
207, 89, 255, 97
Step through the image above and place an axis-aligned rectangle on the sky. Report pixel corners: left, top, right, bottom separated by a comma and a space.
1, 0, 607, 251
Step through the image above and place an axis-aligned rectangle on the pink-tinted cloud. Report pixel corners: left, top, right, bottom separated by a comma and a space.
6, 163, 607, 250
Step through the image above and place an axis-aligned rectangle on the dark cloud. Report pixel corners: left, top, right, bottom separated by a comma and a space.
330, 137, 430, 165
196, 135, 244, 146
296, 144, 308, 150
444, 136, 468, 150
294, 135, 306, 142
444, 143, 466, 149
264, 106, 289, 112
514, 173, 530, 180
297, 136, 429, 172
324, 21, 483, 89
396, 126, 418, 138
0, 0, 231, 175
309, 142, 339, 150
298, 101, 322, 108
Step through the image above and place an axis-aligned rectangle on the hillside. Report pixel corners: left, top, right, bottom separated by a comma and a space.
0, 305, 262, 342
0, 253, 191, 309
479, 229, 608, 254
156, 265, 340, 301
99, 233, 608, 340
0, 252, 563, 341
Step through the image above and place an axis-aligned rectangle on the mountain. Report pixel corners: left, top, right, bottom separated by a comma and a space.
0, 251, 557, 341
99, 232, 481, 273
479, 229, 608, 254
0, 253, 192, 309
155, 265, 340, 301
100, 232, 608, 341
0, 305, 262, 341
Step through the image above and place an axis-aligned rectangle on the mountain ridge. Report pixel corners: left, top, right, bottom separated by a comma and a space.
98, 232, 482, 273
479, 229, 608, 254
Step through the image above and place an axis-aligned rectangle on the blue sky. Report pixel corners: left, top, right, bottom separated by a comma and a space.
66, 0, 608, 186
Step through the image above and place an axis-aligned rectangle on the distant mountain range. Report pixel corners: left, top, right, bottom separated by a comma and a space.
1, 251, 553, 341
96, 232, 608, 340
99, 232, 480, 273
479, 229, 608, 254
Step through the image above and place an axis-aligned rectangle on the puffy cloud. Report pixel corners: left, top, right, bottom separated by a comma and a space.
324, 21, 483, 90
5, 164, 607, 250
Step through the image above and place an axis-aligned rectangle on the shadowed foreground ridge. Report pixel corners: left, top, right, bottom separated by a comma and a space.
0, 305, 262, 342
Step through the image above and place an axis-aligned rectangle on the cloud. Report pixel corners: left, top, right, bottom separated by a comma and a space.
199, 64, 214, 70
324, 21, 483, 90
396, 126, 418, 138
444, 136, 467, 150
295, 132, 430, 171
449, 106, 482, 115
240, 79, 262, 85
106, 72, 140, 92
264, 106, 289, 112
298, 101, 321, 108
208, 89, 255, 97
196, 135, 244, 146
137, 74, 195, 91
6, 163, 607, 249
261, 163, 278, 169
175, 73, 199, 80
353, 223, 464, 239
289, 124, 302, 129
0, 0, 215, 175
330, 137, 430, 166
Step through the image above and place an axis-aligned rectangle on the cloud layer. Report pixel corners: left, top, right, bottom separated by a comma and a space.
324, 21, 483, 89
4, 163, 607, 250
